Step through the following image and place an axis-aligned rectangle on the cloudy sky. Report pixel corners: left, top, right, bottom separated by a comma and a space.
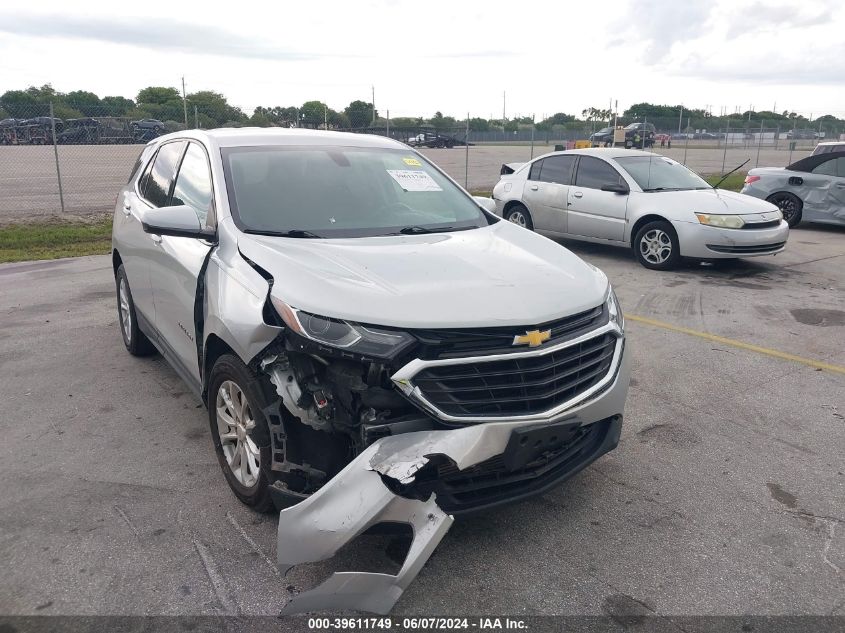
1, 0, 844, 119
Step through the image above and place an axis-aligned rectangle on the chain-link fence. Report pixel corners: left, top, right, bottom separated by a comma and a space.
2, 102, 843, 224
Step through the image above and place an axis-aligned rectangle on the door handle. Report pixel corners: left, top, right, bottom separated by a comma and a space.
150, 234, 162, 244
573, 191, 583, 198
835, 183, 845, 188
530, 184, 539, 191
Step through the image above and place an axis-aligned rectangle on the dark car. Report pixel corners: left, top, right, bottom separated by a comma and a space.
623, 122, 655, 148
589, 126, 616, 146
58, 118, 101, 144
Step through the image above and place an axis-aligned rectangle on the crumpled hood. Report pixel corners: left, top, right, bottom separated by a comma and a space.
643, 188, 778, 214
238, 221, 608, 329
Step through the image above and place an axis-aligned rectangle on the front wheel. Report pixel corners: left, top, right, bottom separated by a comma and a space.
208, 355, 275, 512
766, 192, 803, 227
505, 203, 534, 230
633, 221, 681, 270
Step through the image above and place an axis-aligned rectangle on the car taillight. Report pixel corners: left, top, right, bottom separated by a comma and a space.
744, 175, 760, 184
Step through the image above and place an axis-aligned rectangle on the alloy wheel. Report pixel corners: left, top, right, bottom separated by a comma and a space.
215, 380, 260, 488
508, 210, 527, 227
640, 229, 673, 265
118, 277, 131, 343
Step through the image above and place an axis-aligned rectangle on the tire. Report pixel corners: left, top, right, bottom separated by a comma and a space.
208, 355, 275, 512
633, 220, 681, 270
505, 203, 534, 230
766, 192, 803, 227
116, 265, 156, 356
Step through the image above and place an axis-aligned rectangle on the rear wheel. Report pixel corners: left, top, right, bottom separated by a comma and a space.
633, 221, 681, 270
116, 265, 156, 356
505, 203, 534, 230
766, 192, 803, 227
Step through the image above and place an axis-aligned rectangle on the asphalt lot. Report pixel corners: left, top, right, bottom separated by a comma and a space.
0, 143, 812, 224
1, 224, 843, 619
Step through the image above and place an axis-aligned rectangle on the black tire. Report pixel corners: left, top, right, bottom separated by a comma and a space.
766, 192, 803, 227
505, 203, 534, 230
115, 264, 156, 356
633, 220, 681, 270
208, 355, 276, 512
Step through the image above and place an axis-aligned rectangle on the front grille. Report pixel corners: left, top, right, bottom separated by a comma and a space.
742, 220, 781, 230
706, 241, 786, 254
412, 332, 617, 417
412, 304, 607, 360
429, 417, 615, 514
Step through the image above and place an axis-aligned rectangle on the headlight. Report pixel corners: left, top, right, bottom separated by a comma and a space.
695, 213, 745, 229
271, 297, 415, 358
606, 287, 624, 330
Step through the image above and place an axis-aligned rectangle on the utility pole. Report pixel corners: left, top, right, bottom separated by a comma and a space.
502, 91, 506, 123
324, 105, 328, 130
678, 106, 683, 134
371, 86, 376, 126
182, 76, 188, 128
194, 105, 198, 129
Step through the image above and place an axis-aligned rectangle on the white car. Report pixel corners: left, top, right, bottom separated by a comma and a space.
492, 148, 790, 270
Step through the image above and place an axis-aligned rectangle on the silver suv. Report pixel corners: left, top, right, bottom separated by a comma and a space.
112, 128, 630, 614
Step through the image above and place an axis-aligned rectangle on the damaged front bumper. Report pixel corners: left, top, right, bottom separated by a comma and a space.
277, 341, 631, 615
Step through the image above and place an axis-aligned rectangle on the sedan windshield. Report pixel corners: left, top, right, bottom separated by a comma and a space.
615, 155, 710, 191
221, 145, 489, 238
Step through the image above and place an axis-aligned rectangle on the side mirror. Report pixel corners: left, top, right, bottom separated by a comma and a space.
601, 183, 629, 195
140, 204, 215, 239
473, 196, 497, 213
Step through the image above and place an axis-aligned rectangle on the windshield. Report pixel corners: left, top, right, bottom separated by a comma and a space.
615, 155, 710, 191
221, 145, 489, 238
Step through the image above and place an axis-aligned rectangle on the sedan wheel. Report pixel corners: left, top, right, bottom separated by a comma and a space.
215, 380, 261, 489
633, 220, 681, 270
505, 204, 534, 230
640, 229, 673, 265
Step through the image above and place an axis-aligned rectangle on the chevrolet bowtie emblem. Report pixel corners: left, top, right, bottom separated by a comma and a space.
512, 329, 551, 347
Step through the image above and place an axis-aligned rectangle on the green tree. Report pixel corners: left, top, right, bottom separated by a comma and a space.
64, 90, 101, 116
344, 100, 376, 128
101, 96, 135, 116
429, 111, 457, 129
0, 90, 41, 117
186, 90, 246, 126
468, 117, 490, 132
136, 87, 184, 122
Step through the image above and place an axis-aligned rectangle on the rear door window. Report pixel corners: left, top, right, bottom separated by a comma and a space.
574, 156, 624, 190
528, 160, 543, 181
538, 155, 576, 185
142, 141, 187, 207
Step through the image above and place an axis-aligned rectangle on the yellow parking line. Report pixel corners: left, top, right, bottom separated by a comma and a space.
627, 314, 845, 376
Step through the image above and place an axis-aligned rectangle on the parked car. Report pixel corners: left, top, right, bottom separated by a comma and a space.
492, 148, 788, 270
130, 118, 165, 132
622, 122, 655, 148
812, 141, 845, 155
589, 126, 615, 147
112, 129, 630, 614
785, 129, 820, 140
741, 151, 845, 227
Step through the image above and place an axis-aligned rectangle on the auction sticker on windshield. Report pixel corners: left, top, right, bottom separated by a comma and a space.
403, 157, 422, 166
387, 169, 443, 192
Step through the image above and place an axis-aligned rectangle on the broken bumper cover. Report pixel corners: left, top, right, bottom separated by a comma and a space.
278, 343, 630, 615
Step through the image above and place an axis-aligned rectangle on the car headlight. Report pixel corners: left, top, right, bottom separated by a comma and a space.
695, 213, 745, 229
606, 287, 624, 330
271, 297, 415, 358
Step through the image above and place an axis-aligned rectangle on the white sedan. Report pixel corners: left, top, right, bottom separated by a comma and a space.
492, 148, 789, 270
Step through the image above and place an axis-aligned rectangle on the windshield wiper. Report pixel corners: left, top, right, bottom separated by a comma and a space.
244, 229, 324, 239
393, 225, 478, 235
